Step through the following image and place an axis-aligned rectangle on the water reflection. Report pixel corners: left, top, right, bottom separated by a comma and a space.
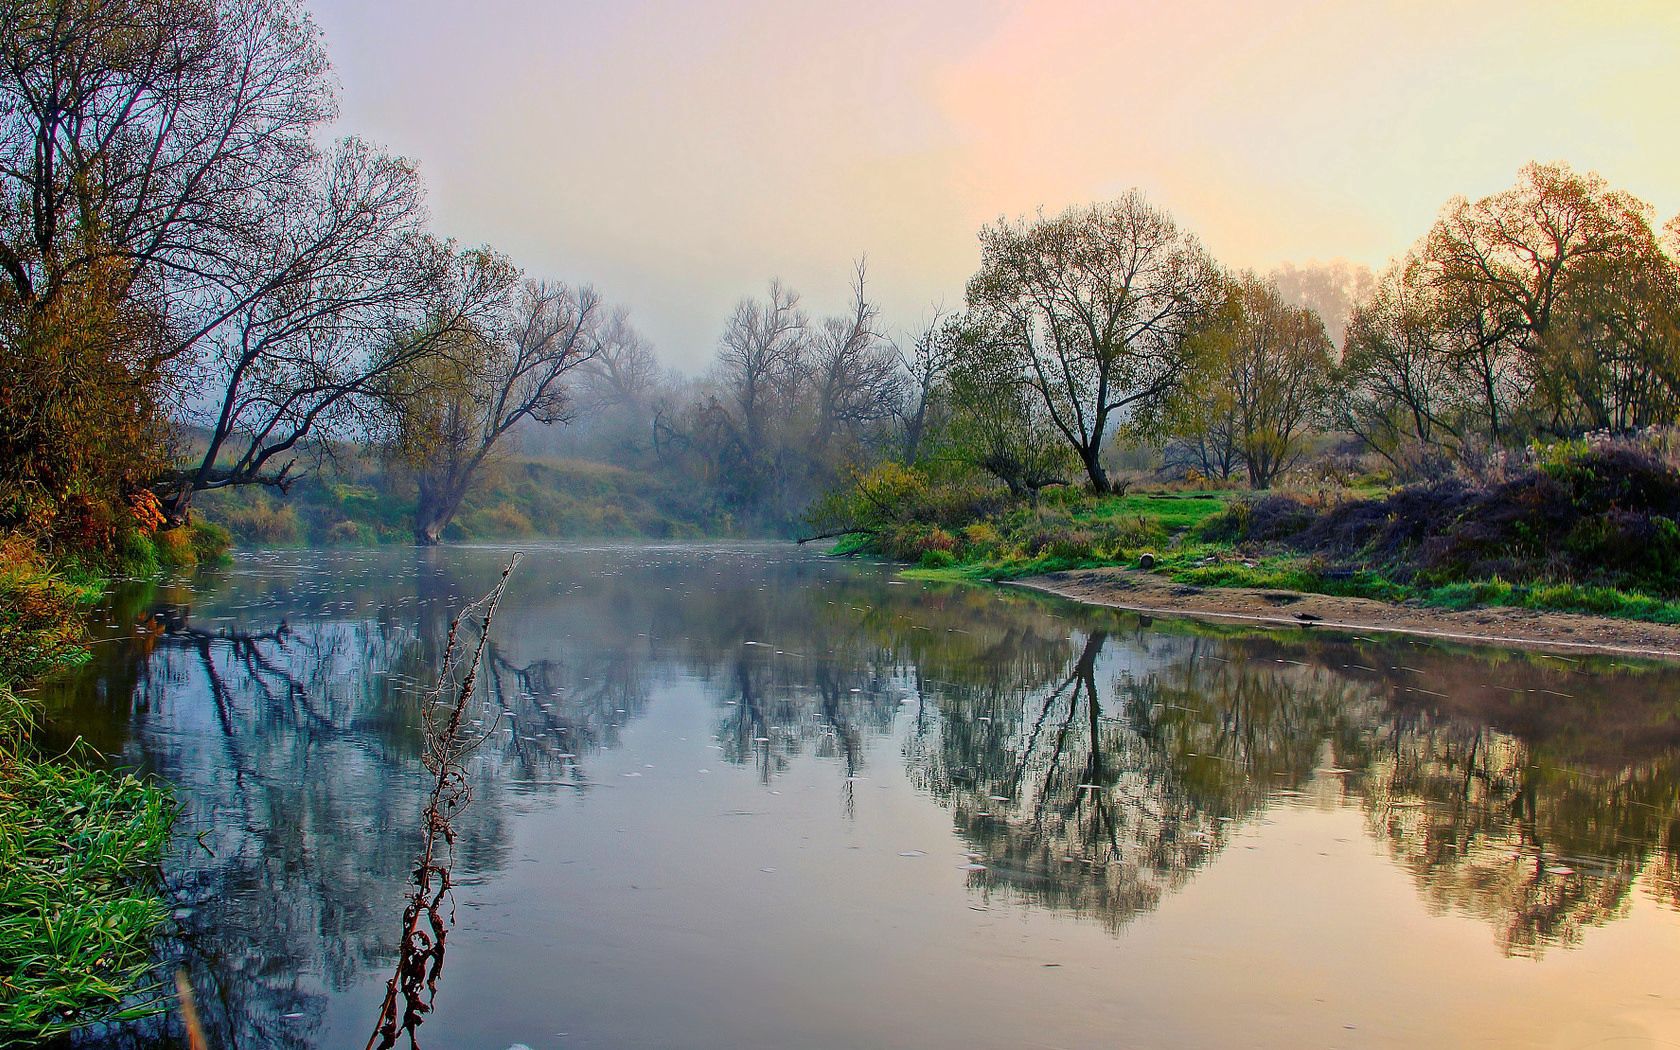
37, 544, 1680, 1046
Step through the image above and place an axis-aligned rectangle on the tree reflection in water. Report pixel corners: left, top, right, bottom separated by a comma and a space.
35, 545, 1680, 1046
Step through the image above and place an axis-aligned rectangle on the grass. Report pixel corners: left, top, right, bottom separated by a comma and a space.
0, 538, 176, 1041
0, 723, 176, 1036
1066, 490, 1232, 532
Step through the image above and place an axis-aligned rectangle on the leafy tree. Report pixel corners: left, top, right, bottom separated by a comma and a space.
1337, 163, 1680, 471
1420, 161, 1660, 441
964, 193, 1222, 493
1536, 239, 1680, 431
943, 321, 1074, 502
1170, 274, 1334, 489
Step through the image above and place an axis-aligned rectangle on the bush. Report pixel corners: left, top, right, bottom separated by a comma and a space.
961, 522, 1003, 555
188, 520, 232, 564
216, 500, 301, 545
806, 462, 1009, 539
1275, 435, 1680, 596
1195, 501, 1250, 543
0, 538, 90, 682
478, 503, 535, 535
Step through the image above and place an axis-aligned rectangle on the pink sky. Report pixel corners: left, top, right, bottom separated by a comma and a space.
309, 0, 1680, 369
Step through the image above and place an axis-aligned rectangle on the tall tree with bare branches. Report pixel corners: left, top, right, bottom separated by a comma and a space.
389, 280, 604, 544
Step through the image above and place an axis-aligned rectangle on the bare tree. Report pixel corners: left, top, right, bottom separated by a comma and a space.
716, 278, 809, 460
0, 0, 331, 331
0, 0, 335, 518
965, 193, 1222, 493
809, 261, 901, 464
892, 309, 954, 464
700, 278, 811, 518
391, 280, 604, 544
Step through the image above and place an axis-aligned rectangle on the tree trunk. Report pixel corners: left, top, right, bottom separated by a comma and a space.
1078, 445, 1111, 494
413, 474, 470, 545
160, 484, 195, 530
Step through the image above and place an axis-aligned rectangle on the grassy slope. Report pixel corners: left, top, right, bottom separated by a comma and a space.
0, 540, 177, 1039
199, 454, 725, 546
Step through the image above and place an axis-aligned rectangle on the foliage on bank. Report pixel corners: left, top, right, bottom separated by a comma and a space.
811, 460, 1229, 575
1183, 432, 1680, 620
821, 434, 1680, 625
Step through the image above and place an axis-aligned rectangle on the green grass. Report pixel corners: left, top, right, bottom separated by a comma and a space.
1159, 555, 1680, 624
0, 720, 176, 1037
0, 543, 176, 1041
1066, 490, 1233, 532
1420, 579, 1680, 623
901, 551, 1119, 583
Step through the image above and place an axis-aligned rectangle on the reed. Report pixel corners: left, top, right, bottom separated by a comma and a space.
367, 553, 522, 1050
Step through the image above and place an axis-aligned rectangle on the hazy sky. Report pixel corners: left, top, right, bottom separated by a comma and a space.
309, 0, 1680, 371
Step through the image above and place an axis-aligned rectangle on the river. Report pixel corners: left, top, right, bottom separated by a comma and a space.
39, 542, 1680, 1048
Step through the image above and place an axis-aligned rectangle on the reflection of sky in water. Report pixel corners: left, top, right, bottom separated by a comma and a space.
40, 543, 1680, 1049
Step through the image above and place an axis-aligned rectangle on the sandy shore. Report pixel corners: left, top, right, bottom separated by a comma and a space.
1012, 567, 1680, 660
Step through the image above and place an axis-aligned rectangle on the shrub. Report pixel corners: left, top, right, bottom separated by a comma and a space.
0, 538, 89, 682
1195, 501, 1250, 543
189, 520, 232, 564
1271, 435, 1680, 596
217, 500, 301, 545
479, 503, 535, 535
962, 522, 1003, 553
152, 527, 197, 567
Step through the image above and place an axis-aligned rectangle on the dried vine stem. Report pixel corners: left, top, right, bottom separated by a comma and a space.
367, 553, 522, 1050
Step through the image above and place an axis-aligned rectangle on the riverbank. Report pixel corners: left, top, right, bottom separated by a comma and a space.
1011, 566, 1680, 659
0, 538, 178, 1039
822, 437, 1680, 633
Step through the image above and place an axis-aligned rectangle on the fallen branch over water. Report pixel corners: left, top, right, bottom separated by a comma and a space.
367, 553, 521, 1050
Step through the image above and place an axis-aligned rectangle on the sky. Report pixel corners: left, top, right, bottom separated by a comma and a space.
308, 0, 1680, 371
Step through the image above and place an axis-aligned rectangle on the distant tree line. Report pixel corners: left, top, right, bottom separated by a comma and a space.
575, 162, 1680, 537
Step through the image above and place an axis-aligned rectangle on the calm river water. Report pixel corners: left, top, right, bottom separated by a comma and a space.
38, 543, 1680, 1048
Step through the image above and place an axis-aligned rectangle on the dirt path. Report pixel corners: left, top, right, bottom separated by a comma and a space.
1012, 567, 1680, 660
